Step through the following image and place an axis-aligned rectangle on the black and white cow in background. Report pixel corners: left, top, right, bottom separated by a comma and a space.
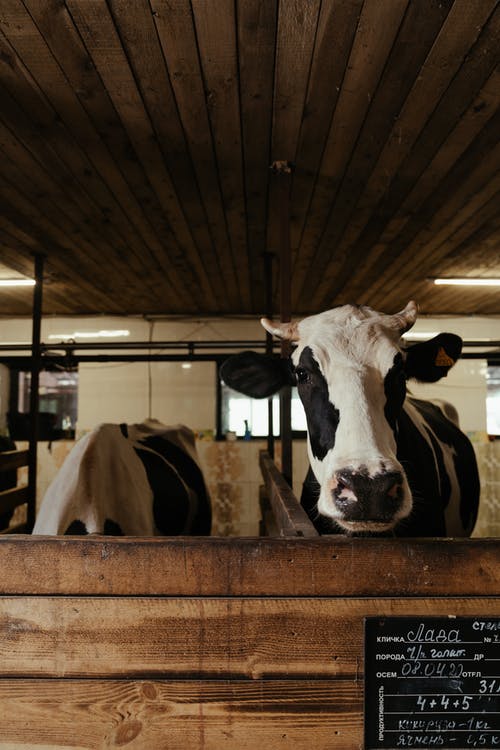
220, 301, 479, 537
33, 419, 211, 535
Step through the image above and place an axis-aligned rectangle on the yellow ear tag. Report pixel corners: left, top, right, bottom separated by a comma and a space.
435, 347, 455, 367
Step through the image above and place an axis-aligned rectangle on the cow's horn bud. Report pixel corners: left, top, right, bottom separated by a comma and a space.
260, 318, 299, 341
392, 300, 418, 333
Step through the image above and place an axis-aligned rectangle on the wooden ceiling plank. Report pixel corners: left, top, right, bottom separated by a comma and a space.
0, 10, 191, 312
431, 215, 500, 277
358, 106, 500, 306
21, 0, 199, 312
0, 243, 87, 315
290, 0, 363, 254
291, 0, 409, 307
329, 70, 500, 309
360, 166, 500, 312
267, 0, 321, 265
378, 70, 500, 256
150, 0, 243, 312
296, 0, 454, 311
190, 0, 252, 312
0, 7, 169, 293
63, 0, 217, 311
237, 0, 278, 313
398, 191, 500, 314
370, 169, 500, 312
0, 117, 161, 308
0, 182, 128, 313
344, 176, 500, 314
311, 0, 497, 307
108, 0, 235, 312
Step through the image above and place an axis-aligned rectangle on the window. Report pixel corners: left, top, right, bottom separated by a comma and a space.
220, 384, 307, 438
9, 368, 78, 440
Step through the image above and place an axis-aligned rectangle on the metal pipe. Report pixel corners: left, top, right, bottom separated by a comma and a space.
27, 253, 44, 531
263, 251, 275, 458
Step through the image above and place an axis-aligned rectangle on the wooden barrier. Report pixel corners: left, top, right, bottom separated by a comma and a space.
0, 448, 29, 534
259, 450, 318, 537
0, 454, 497, 747
0, 535, 498, 748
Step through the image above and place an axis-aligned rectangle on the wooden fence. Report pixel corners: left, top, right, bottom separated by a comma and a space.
0, 448, 29, 533
0, 453, 497, 748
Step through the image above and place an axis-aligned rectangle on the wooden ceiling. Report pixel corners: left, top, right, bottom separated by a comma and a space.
0, 0, 499, 318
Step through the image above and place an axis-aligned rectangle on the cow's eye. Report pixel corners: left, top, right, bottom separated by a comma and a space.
295, 367, 310, 384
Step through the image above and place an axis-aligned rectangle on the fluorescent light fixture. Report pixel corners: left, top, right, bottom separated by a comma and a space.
0, 278, 35, 287
181, 362, 192, 369
433, 278, 500, 286
48, 329, 130, 341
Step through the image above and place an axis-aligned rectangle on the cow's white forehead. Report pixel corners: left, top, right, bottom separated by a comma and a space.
291, 304, 402, 371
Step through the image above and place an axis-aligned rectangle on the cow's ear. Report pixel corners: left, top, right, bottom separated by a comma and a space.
220, 351, 295, 398
404, 333, 462, 382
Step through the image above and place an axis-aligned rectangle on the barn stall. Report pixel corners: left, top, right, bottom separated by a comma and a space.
0, 1, 499, 748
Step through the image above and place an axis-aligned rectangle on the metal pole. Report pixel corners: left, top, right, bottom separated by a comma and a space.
263, 251, 275, 458
27, 253, 44, 531
271, 160, 293, 487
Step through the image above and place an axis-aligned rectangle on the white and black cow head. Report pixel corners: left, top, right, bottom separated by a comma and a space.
221, 301, 463, 535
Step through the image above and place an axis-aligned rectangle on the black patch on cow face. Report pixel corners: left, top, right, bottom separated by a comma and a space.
383, 353, 406, 432
295, 346, 339, 461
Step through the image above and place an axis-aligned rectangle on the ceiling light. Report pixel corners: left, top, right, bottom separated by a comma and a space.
402, 331, 439, 340
48, 329, 130, 341
0, 278, 36, 287
181, 362, 192, 369
433, 278, 500, 286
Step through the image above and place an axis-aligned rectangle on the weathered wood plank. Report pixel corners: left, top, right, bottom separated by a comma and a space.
0, 449, 28, 472
292, 0, 409, 308
291, 0, 363, 252
109, 0, 232, 312
0, 536, 497, 596
190, 0, 252, 312
65, 0, 214, 312
152, 0, 239, 312
0, 596, 497, 678
237, 0, 278, 312
267, 0, 321, 259
0, 1, 178, 311
259, 451, 318, 537
316, 0, 499, 307
0, 486, 28, 515
297, 0, 453, 311
0, 679, 363, 749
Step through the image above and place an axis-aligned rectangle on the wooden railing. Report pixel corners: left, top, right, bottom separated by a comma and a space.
0, 448, 29, 534
259, 450, 319, 537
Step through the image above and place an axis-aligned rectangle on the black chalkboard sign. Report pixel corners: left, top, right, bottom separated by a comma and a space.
365, 617, 500, 749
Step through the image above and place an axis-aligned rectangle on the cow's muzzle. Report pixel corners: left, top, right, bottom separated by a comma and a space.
331, 468, 405, 531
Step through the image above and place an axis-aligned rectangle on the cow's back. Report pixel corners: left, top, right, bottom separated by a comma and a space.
33, 420, 211, 536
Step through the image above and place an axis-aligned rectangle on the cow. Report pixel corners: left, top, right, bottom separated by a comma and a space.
33, 419, 211, 535
220, 301, 480, 537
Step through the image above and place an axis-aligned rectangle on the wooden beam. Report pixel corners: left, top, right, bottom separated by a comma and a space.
259, 450, 318, 538
0, 536, 497, 597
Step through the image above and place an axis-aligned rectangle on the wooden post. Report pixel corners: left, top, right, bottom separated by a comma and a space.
271, 160, 293, 487
262, 251, 275, 458
27, 253, 44, 531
